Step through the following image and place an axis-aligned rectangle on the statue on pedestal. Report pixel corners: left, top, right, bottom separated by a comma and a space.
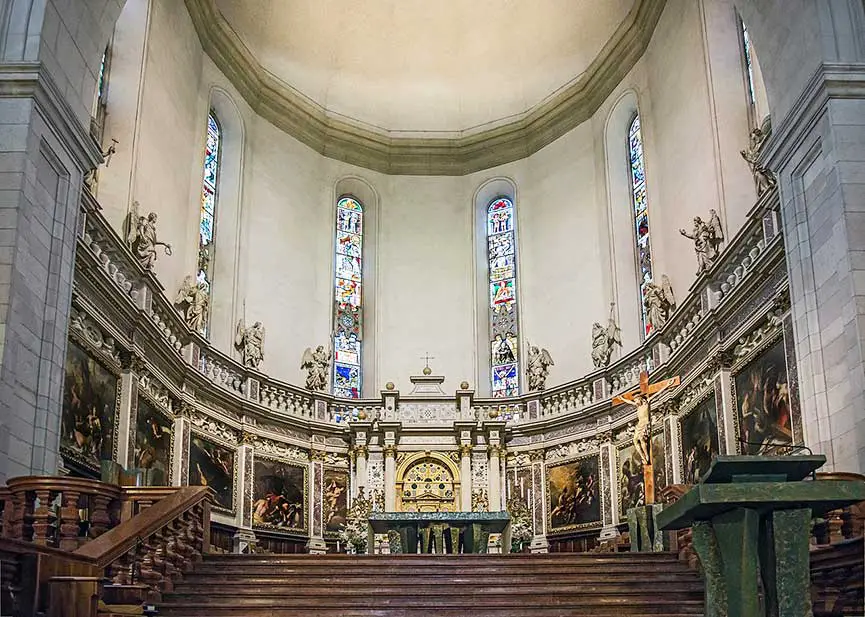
527, 343, 554, 391
679, 210, 724, 275
740, 127, 776, 196
301, 345, 331, 391
174, 275, 209, 332
643, 274, 676, 331
234, 318, 265, 369
126, 201, 172, 271
591, 303, 622, 369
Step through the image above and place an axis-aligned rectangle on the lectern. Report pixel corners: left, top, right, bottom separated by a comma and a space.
656, 455, 865, 617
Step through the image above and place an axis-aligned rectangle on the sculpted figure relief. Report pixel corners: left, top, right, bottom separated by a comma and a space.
643, 274, 676, 331
301, 345, 332, 391
174, 275, 209, 332
740, 127, 776, 196
127, 201, 172, 271
234, 319, 265, 369
591, 304, 622, 369
527, 343, 554, 391
679, 210, 724, 275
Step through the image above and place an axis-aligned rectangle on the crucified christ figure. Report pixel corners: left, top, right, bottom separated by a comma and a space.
613, 373, 680, 466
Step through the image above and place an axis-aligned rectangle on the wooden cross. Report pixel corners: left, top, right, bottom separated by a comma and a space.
612, 371, 680, 505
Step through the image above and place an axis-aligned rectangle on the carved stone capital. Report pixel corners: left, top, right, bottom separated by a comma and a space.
353, 445, 369, 459
458, 444, 474, 458
308, 449, 328, 463
487, 444, 506, 458
382, 445, 398, 458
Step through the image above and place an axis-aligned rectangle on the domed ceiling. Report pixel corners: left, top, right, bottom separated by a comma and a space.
185, 0, 665, 174
213, 0, 634, 133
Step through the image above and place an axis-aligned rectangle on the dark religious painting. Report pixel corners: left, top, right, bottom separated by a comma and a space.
618, 434, 665, 513
61, 341, 118, 472
323, 468, 349, 534
507, 466, 533, 504
133, 398, 173, 486
735, 337, 793, 454
252, 457, 307, 533
547, 455, 601, 532
188, 434, 235, 511
680, 394, 720, 484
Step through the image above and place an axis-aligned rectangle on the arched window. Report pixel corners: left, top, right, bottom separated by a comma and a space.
487, 197, 520, 397
740, 19, 756, 108
197, 111, 221, 336
628, 114, 654, 336
333, 196, 364, 398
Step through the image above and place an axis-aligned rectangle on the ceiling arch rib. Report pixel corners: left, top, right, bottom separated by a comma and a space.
184, 0, 666, 175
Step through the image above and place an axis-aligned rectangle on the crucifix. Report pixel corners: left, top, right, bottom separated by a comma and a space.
612, 371, 680, 505
420, 352, 435, 373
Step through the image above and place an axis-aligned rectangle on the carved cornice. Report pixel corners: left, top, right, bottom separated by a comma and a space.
183, 0, 666, 175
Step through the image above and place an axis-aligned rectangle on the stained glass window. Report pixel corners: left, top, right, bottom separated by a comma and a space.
629, 115, 654, 336
333, 196, 364, 398
487, 197, 519, 397
196, 111, 220, 336
97, 49, 108, 101
741, 22, 756, 106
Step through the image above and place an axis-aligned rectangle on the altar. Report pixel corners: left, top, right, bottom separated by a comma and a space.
367, 511, 511, 554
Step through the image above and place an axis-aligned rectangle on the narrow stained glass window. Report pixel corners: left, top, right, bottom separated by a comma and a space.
488, 197, 519, 397
741, 22, 756, 106
629, 114, 654, 336
333, 196, 364, 398
197, 111, 220, 336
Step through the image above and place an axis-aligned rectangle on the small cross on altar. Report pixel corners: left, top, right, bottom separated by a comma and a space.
420, 352, 435, 375
612, 371, 680, 505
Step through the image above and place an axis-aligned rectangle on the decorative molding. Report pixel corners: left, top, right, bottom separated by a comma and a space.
248, 435, 308, 462
68, 305, 122, 366
186, 407, 239, 444
545, 438, 601, 462
183, 0, 666, 175
731, 309, 784, 367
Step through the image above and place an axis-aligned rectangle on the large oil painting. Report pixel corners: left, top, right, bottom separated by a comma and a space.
323, 468, 349, 535
547, 455, 601, 532
618, 433, 665, 513
188, 434, 235, 512
252, 457, 307, 532
133, 398, 173, 486
61, 341, 118, 471
735, 337, 793, 454
680, 393, 720, 484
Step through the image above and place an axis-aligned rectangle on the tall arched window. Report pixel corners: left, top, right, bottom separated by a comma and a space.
197, 111, 221, 336
333, 196, 364, 398
740, 19, 756, 108
628, 114, 654, 336
487, 197, 520, 397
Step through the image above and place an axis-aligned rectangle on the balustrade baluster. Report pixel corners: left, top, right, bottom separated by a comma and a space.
30, 489, 54, 545
172, 520, 193, 573
58, 490, 83, 551
89, 492, 113, 538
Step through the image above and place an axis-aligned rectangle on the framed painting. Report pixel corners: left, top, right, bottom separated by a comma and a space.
252, 456, 308, 533
188, 433, 236, 513
679, 392, 720, 484
546, 454, 601, 532
733, 336, 794, 454
133, 397, 173, 486
323, 468, 349, 535
61, 341, 120, 473
618, 432, 665, 514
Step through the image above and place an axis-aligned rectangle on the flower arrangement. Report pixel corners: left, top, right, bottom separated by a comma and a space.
507, 494, 533, 552
339, 486, 372, 553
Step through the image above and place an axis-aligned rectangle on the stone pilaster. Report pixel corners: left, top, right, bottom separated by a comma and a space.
172, 415, 191, 486
236, 437, 254, 529
307, 449, 327, 554
383, 445, 397, 512
116, 358, 141, 470
528, 450, 549, 553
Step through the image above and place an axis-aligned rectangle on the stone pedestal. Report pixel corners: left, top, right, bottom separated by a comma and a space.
626, 504, 667, 552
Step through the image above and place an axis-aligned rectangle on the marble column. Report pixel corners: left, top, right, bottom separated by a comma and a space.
488, 445, 502, 511
529, 450, 549, 553
307, 450, 327, 554
355, 446, 369, 494
171, 415, 191, 486
383, 445, 397, 512
459, 444, 473, 512
115, 361, 141, 470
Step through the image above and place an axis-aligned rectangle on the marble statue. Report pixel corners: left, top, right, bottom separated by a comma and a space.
301, 344, 331, 391
527, 343, 554, 391
591, 304, 622, 369
679, 211, 724, 275
234, 319, 265, 369
83, 139, 117, 194
643, 274, 676, 331
126, 201, 172, 271
740, 127, 776, 196
174, 275, 209, 332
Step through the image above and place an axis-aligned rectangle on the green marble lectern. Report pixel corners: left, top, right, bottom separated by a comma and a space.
366, 512, 511, 555
656, 455, 865, 617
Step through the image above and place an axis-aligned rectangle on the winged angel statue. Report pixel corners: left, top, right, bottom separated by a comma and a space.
591, 303, 622, 369
643, 274, 677, 331
527, 343, 554, 391
301, 345, 331, 392
126, 201, 171, 271
235, 319, 265, 370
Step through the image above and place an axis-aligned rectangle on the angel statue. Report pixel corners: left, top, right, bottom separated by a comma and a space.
643, 274, 676, 332
301, 344, 331, 392
527, 343, 554, 391
679, 211, 724, 275
591, 303, 622, 369
740, 127, 776, 196
174, 275, 209, 333
126, 201, 171, 271
234, 319, 265, 369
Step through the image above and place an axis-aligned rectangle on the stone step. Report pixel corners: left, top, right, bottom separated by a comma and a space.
199, 553, 680, 565
158, 610, 703, 617
188, 563, 688, 576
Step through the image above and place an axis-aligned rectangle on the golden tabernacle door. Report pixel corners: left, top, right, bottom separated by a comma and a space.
396, 452, 460, 513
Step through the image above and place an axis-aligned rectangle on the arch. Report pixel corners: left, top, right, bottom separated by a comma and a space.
395, 451, 462, 512
205, 87, 246, 352
331, 176, 379, 398
474, 177, 521, 398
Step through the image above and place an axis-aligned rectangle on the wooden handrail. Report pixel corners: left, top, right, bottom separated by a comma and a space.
74, 486, 212, 567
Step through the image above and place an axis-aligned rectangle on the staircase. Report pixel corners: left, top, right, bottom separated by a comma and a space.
157, 552, 705, 616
